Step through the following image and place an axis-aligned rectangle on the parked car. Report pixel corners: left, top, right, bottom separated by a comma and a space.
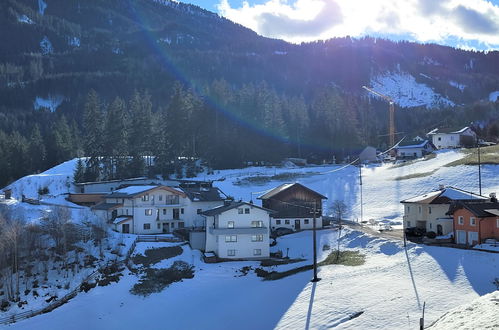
405, 227, 425, 237
272, 227, 294, 237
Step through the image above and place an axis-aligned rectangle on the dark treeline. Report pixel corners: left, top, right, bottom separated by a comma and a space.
2, 78, 499, 188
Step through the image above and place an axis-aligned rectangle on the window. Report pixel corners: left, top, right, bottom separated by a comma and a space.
253, 249, 262, 256
227, 249, 236, 256
418, 206, 421, 214
178, 222, 184, 228
276, 220, 281, 225
126, 209, 129, 215
158, 194, 163, 201
166, 195, 179, 205
197, 209, 202, 214
304, 219, 309, 224
143, 223, 151, 230
162, 209, 166, 215
470, 217, 476, 226
141, 194, 149, 202
245, 208, 250, 214
438, 137, 441, 141
225, 235, 237, 242
458, 216, 464, 225
157, 223, 161, 229
429, 207, 432, 214
228, 221, 235, 228
251, 221, 263, 228
181, 208, 184, 214
238, 208, 243, 214
285, 220, 290, 225
171, 222, 175, 229
173, 208, 180, 220
145, 209, 153, 216
407, 221, 411, 227
497, 218, 499, 228
407, 206, 410, 212
252, 235, 263, 242
429, 223, 432, 229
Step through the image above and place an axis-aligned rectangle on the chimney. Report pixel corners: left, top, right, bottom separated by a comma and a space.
438, 184, 445, 191
490, 192, 497, 203
224, 199, 232, 206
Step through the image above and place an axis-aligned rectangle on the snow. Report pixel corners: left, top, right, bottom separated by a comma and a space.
370, 71, 455, 108
38, 0, 47, 15
427, 291, 499, 329
5, 229, 498, 330
440, 187, 485, 200
449, 80, 466, 92
68, 37, 80, 47
40, 36, 53, 55
112, 185, 158, 195
489, 91, 499, 102
419, 73, 433, 80
17, 14, 34, 24
473, 243, 499, 252
34, 95, 64, 112
273, 51, 287, 55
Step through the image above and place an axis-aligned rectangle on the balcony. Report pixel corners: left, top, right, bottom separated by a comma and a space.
208, 227, 268, 235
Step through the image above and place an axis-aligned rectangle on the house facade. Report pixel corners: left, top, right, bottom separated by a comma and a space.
258, 183, 327, 231
202, 201, 274, 259
401, 186, 487, 235
179, 185, 227, 229
92, 185, 191, 234
427, 127, 476, 149
447, 201, 499, 246
396, 140, 434, 159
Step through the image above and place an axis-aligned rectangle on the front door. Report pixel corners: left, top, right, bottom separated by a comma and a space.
456, 230, 466, 244
468, 231, 478, 245
162, 223, 169, 233
437, 224, 443, 236
173, 208, 180, 220
122, 224, 130, 233
295, 219, 301, 230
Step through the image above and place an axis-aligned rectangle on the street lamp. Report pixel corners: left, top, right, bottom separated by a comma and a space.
311, 201, 321, 282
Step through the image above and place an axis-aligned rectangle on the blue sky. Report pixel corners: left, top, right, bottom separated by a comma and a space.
181, 0, 499, 50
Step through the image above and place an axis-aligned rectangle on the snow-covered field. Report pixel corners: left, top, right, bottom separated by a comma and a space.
5, 228, 498, 330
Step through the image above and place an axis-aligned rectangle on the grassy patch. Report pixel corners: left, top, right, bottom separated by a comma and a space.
234, 172, 315, 186
318, 250, 366, 267
446, 145, 499, 166
130, 261, 194, 296
255, 251, 365, 280
132, 246, 183, 267
393, 169, 438, 181
260, 258, 306, 267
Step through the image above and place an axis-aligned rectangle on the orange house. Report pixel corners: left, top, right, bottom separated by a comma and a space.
447, 201, 499, 246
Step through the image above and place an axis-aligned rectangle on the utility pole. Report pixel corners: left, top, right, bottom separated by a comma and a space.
478, 143, 482, 195
359, 164, 363, 223
311, 201, 321, 282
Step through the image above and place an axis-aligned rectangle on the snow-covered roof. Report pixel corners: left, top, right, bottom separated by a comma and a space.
427, 127, 472, 135
113, 216, 132, 224
258, 183, 327, 200
396, 140, 431, 149
111, 185, 159, 195
401, 187, 486, 204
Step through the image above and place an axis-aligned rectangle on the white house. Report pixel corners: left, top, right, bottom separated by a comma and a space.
401, 186, 487, 236
396, 140, 435, 159
92, 185, 191, 234
427, 127, 477, 149
202, 201, 275, 259
178, 185, 228, 229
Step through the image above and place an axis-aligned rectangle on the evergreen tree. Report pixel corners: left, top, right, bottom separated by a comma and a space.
83, 90, 104, 181
73, 158, 85, 183
104, 97, 128, 179
28, 124, 46, 173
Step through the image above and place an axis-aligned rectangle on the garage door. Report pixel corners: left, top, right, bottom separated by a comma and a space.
456, 230, 466, 244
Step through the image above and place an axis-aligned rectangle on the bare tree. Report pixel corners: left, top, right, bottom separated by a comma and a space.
330, 200, 348, 260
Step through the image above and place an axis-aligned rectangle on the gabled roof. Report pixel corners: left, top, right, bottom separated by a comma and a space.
179, 187, 227, 202
396, 140, 434, 149
113, 215, 133, 224
106, 185, 186, 198
447, 201, 499, 217
201, 201, 276, 216
258, 183, 327, 200
401, 187, 486, 204
427, 126, 472, 135
92, 202, 123, 211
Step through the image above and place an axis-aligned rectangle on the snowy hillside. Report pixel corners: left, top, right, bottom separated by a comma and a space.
5, 228, 498, 330
370, 72, 455, 108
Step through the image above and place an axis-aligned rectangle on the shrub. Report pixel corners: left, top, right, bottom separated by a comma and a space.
130, 261, 194, 296
38, 186, 49, 195
132, 246, 183, 267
